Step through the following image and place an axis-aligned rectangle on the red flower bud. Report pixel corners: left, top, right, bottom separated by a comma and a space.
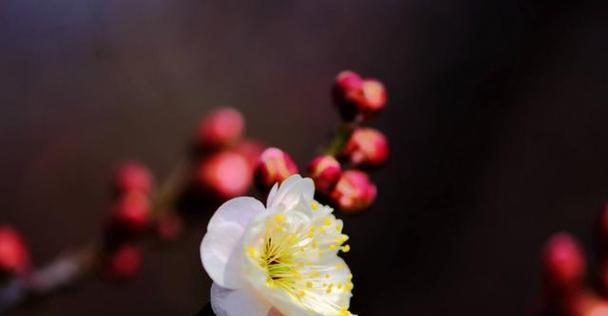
343, 128, 389, 167
197, 107, 245, 149
113, 161, 153, 195
255, 147, 298, 190
333, 70, 387, 121
359, 79, 387, 113
234, 140, 265, 169
0, 226, 29, 276
330, 170, 377, 212
198, 150, 253, 199
105, 244, 142, 280
307, 155, 342, 192
109, 193, 151, 236
542, 233, 585, 294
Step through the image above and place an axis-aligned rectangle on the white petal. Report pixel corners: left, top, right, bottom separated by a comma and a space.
268, 175, 314, 211
211, 283, 272, 316
201, 197, 265, 289
201, 222, 245, 289
208, 197, 265, 233
266, 174, 300, 208
266, 183, 278, 207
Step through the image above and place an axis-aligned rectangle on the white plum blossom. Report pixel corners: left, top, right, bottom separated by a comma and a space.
200, 175, 355, 316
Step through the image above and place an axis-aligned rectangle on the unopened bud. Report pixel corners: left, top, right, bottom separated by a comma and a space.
343, 128, 389, 167
109, 193, 151, 236
197, 107, 245, 149
0, 226, 29, 276
330, 170, 377, 212
542, 233, 585, 294
307, 155, 341, 192
255, 147, 298, 191
198, 150, 253, 199
113, 161, 153, 195
333, 70, 387, 121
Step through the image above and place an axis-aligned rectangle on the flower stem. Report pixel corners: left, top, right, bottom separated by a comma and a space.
324, 123, 357, 157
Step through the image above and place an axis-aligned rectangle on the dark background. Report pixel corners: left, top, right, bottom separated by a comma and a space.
1, 0, 608, 315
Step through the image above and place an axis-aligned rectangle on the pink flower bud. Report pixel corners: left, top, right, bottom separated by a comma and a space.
234, 139, 265, 169
113, 161, 153, 195
330, 170, 377, 212
333, 70, 387, 121
343, 128, 389, 167
198, 150, 253, 199
0, 226, 29, 276
542, 233, 585, 293
255, 147, 298, 190
105, 244, 142, 280
109, 193, 151, 236
359, 79, 387, 113
307, 155, 342, 192
197, 107, 245, 149
335, 71, 364, 95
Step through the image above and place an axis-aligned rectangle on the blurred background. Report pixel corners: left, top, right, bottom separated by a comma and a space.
1, 0, 608, 315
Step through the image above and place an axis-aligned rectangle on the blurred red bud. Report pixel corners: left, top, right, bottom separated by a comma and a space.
197, 107, 245, 149
0, 226, 29, 276
109, 193, 151, 236
542, 233, 585, 294
343, 128, 389, 167
255, 147, 298, 190
156, 214, 183, 241
198, 150, 253, 199
105, 244, 142, 280
307, 155, 342, 192
234, 140, 265, 169
333, 70, 387, 121
330, 170, 377, 212
582, 299, 608, 316
561, 292, 608, 316
335, 71, 364, 96
113, 161, 153, 196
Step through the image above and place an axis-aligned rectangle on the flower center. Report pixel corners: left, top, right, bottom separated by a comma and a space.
246, 206, 354, 316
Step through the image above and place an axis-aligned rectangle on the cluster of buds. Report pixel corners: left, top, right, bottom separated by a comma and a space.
102, 162, 153, 280
255, 70, 389, 213
194, 108, 264, 200
536, 203, 608, 316
332, 70, 387, 122
0, 71, 390, 312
